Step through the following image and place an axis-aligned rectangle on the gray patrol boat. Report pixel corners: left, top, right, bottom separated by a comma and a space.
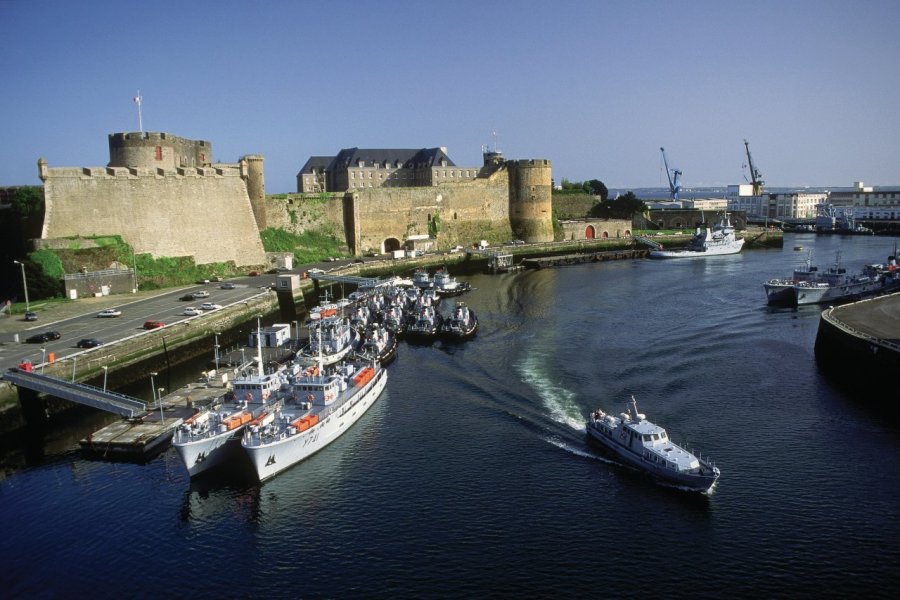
587, 396, 720, 492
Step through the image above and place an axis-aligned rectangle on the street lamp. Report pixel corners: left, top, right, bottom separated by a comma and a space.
214, 332, 221, 371
71, 356, 77, 382
158, 388, 165, 423
12, 260, 29, 312
101, 365, 109, 391
40, 347, 46, 373
150, 371, 158, 403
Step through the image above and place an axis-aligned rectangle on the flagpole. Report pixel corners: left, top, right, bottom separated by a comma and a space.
134, 90, 143, 133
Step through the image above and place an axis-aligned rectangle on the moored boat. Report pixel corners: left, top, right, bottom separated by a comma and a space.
790, 251, 900, 306
763, 251, 820, 306
358, 323, 398, 365
440, 301, 478, 340
241, 356, 387, 482
649, 212, 744, 259
296, 315, 359, 366
405, 304, 443, 343
586, 396, 720, 493
173, 327, 289, 477
432, 267, 471, 297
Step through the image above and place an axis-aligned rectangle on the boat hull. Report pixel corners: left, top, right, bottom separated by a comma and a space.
173, 429, 243, 477
243, 369, 387, 482
649, 239, 744, 259
792, 279, 889, 305
586, 423, 719, 492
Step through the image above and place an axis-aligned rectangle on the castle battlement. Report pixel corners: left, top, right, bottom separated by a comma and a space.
108, 131, 211, 148
43, 163, 242, 181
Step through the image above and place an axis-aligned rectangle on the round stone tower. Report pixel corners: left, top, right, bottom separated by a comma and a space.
508, 159, 553, 243
242, 154, 267, 231
107, 132, 212, 169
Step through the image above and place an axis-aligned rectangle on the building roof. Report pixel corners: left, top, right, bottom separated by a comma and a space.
297, 156, 334, 176
327, 147, 455, 171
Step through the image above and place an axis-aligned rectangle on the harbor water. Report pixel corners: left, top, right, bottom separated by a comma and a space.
2, 233, 899, 598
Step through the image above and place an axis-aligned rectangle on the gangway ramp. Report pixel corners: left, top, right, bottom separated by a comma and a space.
3, 368, 147, 417
633, 235, 663, 250
308, 272, 381, 288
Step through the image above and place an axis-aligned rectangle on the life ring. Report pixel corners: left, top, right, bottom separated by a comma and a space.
307, 393, 314, 402
245, 392, 253, 402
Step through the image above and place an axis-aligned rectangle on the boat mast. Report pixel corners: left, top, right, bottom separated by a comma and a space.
255, 317, 264, 375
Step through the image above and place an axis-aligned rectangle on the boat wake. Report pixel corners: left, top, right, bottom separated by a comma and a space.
515, 348, 585, 433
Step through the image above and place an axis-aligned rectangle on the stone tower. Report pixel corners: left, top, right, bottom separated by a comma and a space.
107, 132, 212, 169
508, 159, 553, 243
242, 154, 267, 231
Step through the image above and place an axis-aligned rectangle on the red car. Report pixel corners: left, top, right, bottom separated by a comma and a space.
143, 320, 165, 330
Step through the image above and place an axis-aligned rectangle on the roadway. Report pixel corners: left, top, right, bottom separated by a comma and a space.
0, 275, 282, 373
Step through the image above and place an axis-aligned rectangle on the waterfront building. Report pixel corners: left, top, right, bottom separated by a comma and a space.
727, 185, 825, 220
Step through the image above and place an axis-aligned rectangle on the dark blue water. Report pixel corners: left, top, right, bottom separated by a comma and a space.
3, 234, 900, 599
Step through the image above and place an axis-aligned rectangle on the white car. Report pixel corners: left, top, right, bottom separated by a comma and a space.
97, 308, 122, 318
200, 302, 222, 311
192, 290, 210, 299
182, 306, 202, 316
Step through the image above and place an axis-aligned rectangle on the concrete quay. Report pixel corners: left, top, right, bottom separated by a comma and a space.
814, 292, 900, 395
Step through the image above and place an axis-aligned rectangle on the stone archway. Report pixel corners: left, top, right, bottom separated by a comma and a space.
601, 230, 609, 238
585, 225, 596, 240
383, 237, 402, 253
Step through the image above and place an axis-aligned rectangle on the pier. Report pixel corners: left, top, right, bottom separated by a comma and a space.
522, 249, 649, 269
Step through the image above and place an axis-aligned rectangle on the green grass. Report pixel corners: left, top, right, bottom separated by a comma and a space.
260, 228, 348, 263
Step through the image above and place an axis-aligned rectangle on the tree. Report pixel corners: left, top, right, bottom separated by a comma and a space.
11, 187, 44, 219
588, 191, 646, 219
587, 179, 608, 201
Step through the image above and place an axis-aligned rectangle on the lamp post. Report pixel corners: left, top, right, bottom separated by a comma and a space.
158, 388, 165, 423
150, 371, 158, 403
293, 320, 300, 344
40, 347, 46, 373
214, 332, 221, 371
71, 356, 77, 382
240, 347, 246, 366
101, 365, 109, 392
12, 260, 29, 312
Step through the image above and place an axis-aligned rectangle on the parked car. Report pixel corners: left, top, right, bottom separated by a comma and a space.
179, 293, 195, 301
192, 290, 210, 299
248, 270, 260, 277
97, 308, 122, 318
200, 302, 222, 311
25, 331, 61, 344
220, 282, 236, 289
196, 278, 210, 285
182, 306, 202, 316
143, 320, 165, 330
76, 338, 103, 349
24, 311, 38, 321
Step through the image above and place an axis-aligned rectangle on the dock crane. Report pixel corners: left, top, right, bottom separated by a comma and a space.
660, 147, 682, 201
743, 139, 764, 195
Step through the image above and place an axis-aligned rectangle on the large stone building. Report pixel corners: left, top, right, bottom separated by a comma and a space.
38, 132, 267, 267
294, 148, 554, 250
297, 147, 485, 193
726, 185, 825, 220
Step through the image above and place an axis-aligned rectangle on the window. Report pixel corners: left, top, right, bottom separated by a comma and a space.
155, 146, 162, 160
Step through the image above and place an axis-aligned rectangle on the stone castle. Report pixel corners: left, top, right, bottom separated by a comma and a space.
37, 131, 562, 265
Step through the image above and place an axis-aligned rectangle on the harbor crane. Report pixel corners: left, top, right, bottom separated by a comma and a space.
660, 147, 682, 201
743, 139, 764, 195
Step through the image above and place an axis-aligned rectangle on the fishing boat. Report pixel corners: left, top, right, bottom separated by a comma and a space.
440, 301, 478, 340
296, 314, 359, 366
412, 268, 434, 289
382, 304, 408, 338
172, 326, 289, 477
241, 355, 387, 482
587, 396, 720, 493
649, 213, 744, 259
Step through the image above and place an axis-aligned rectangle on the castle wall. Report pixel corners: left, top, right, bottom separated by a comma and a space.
349, 171, 513, 254
41, 166, 266, 267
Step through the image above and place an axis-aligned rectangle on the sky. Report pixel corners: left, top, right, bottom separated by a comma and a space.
2, 0, 899, 193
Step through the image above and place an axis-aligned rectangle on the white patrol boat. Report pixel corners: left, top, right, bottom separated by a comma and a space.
649, 212, 744, 259
587, 396, 720, 492
296, 314, 359, 366
241, 355, 387, 482
172, 327, 290, 477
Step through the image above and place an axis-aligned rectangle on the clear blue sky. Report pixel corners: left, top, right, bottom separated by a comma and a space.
2, 0, 899, 193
